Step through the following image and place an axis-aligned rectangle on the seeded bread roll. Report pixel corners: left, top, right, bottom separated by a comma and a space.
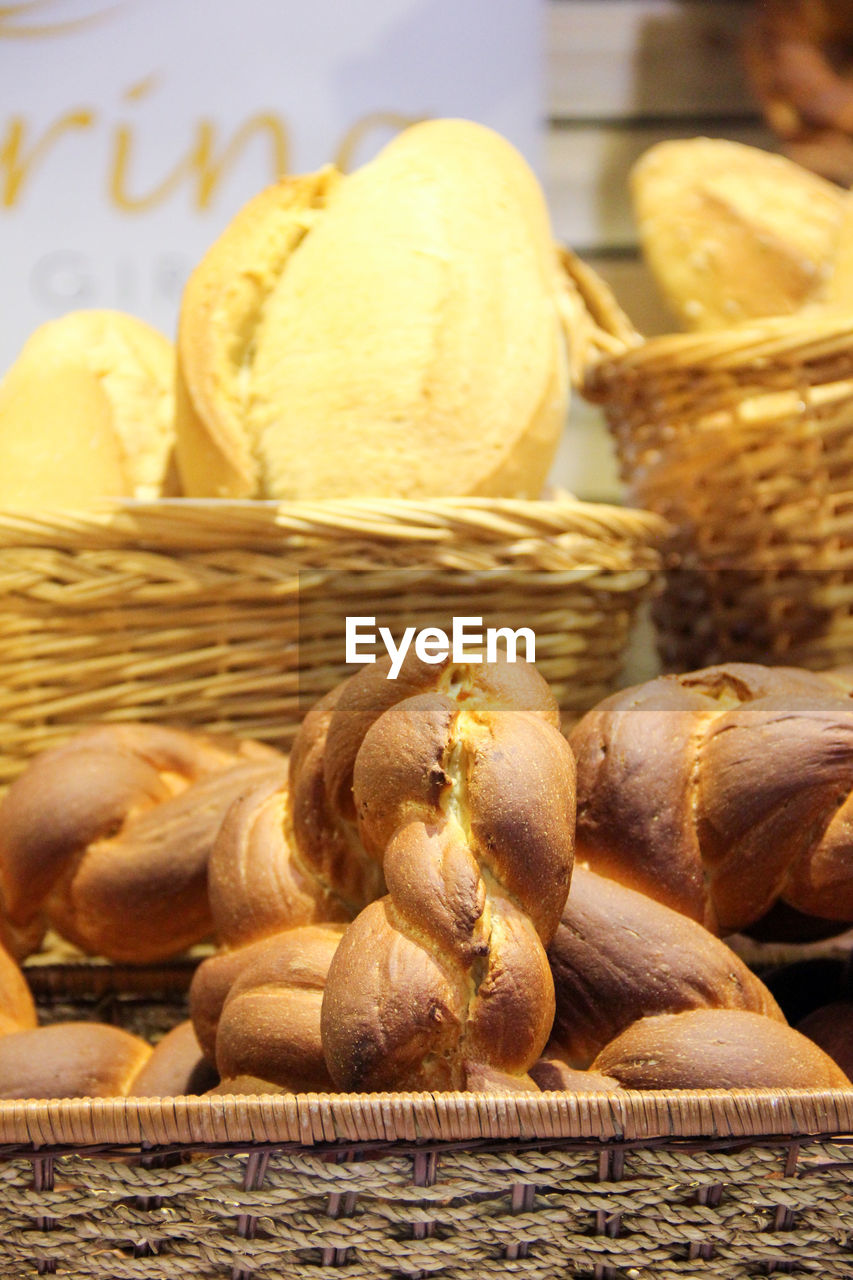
630, 137, 845, 329
176, 118, 570, 500
0, 309, 177, 506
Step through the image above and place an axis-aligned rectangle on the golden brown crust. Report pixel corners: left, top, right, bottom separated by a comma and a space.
592, 1009, 852, 1089
128, 1021, 218, 1097
0, 1023, 152, 1099
190, 925, 345, 1089
189, 925, 345, 1078
797, 1000, 853, 1077
0, 724, 284, 961
548, 866, 783, 1067
570, 663, 853, 936
0, 943, 37, 1035
320, 655, 576, 1091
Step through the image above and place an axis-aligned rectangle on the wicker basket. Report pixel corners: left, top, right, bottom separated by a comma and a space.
4, 1075, 853, 1277
0, 496, 663, 787
562, 248, 853, 672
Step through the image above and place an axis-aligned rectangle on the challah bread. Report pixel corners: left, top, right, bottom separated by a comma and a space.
0, 310, 177, 506
176, 118, 570, 501
0, 723, 284, 962
128, 1021, 218, 1097
320, 652, 576, 1091
630, 137, 845, 330
547, 865, 784, 1068
570, 663, 853, 937
592, 1009, 852, 1089
0, 1022, 152, 1099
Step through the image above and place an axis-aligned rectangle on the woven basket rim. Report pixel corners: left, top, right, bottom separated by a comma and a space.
585, 306, 853, 383
0, 1088, 851, 1149
0, 495, 669, 551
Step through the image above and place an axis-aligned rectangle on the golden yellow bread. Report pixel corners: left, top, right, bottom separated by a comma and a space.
0, 310, 177, 505
127, 1020, 218, 1097
592, 1009, 852, 1089
570, 662, 853, 937
0, 1022, 152, 1099
630, 137, 846, 329
0, 723, 284, 962
319, 652, 576, 1091
175, 118, 569, 500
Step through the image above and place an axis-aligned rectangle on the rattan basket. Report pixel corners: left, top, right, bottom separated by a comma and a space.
0, 496, 663, 787
562, 248, 853, 672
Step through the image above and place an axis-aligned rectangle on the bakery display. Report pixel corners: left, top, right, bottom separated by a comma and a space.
0, 310, 177, 506
0, 723, 284, 963
570, 662, 853, 938
175, 118, 571, 500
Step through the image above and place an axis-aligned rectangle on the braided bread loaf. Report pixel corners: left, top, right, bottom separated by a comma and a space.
569, 663, 853, 939
0, 724, 284, 962
319, 654, 576, 1091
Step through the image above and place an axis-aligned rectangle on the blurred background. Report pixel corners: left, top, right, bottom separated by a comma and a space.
2, 0, 774, 504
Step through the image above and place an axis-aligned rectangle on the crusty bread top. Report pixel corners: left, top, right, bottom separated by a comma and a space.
176, 118, 568, 500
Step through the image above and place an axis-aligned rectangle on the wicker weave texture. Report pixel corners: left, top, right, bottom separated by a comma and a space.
2, 1122, 853, 1278
0, 498, 663, 785
565, 248, 853, 672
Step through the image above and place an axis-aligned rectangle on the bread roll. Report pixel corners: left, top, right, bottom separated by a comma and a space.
176, 118, 569, 500
592, 1009, 852, 1089
320, 652, 576, 1091
630, 137, 845, 329
570, 663, 853, 936
0, 1022, 152, 1099
0, 310, 177, 506
0, 723, 284, 961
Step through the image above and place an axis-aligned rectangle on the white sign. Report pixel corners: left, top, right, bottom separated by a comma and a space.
0, 0, 544, 373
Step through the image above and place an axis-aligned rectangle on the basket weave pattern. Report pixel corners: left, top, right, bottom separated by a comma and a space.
0, 497, 663, 785
2, 1092, 853, 1278
564, 248, 853, 671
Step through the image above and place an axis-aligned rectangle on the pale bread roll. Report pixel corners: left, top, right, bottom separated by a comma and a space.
176, 118, 569, 500
631, 137, 845, 330
0, 309, 177, 506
